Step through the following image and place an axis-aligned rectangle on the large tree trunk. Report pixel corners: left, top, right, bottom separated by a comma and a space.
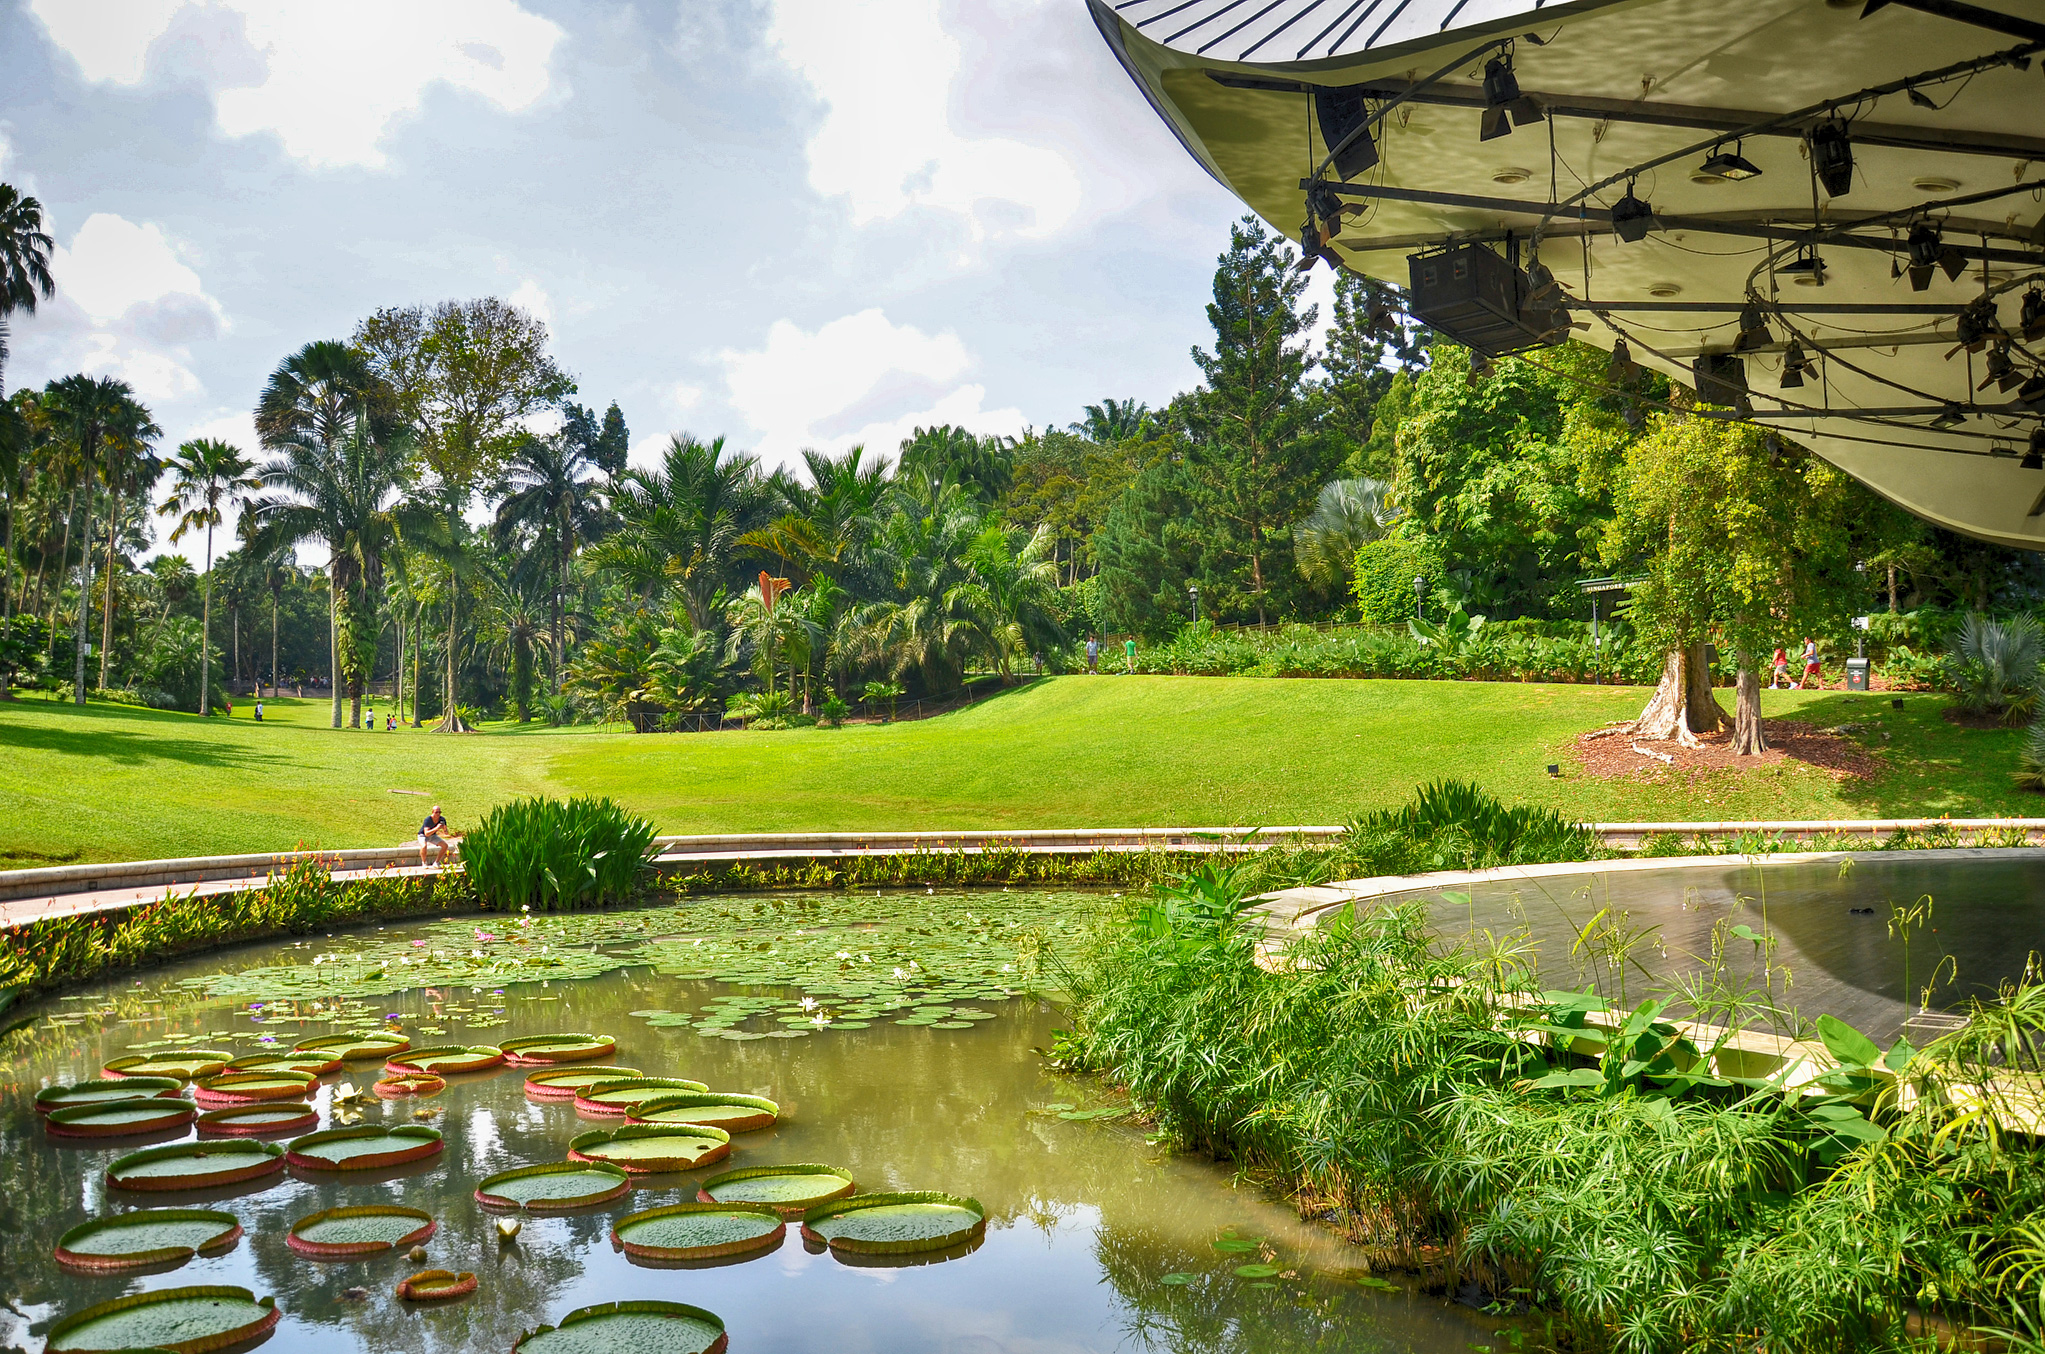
394, 608, 404, 727
435, 580, 467, 732
1732, 651, 1767, 755
72, 485, 92, 704
269, 594, 279, 699
1630, 643, 1727, 746
410, 607, 421, 726
199, 521, 213, 715
328, 572, 342, 728
98, 483, 120, 690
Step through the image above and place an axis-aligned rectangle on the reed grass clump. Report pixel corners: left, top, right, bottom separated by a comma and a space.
460, 796, 658, 912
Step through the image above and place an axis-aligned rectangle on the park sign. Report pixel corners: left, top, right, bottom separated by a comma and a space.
1088, 0, 2045, 550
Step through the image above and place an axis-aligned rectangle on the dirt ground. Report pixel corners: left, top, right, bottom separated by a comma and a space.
1576, 718, 1883, 781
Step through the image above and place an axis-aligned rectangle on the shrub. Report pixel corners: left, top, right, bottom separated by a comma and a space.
460, 795, 658, 912
1341, 779, 1602, 874
1948, 612, 2044, 724
2018, 722, 2045, 792
1350, 534, 1442, 624
820, 694, 849, 727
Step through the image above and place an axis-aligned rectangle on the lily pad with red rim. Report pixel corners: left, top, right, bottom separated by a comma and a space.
611, 1202, 784, 1261
102, 1051, 232, 1083
197, 1103, 319, 1137
500, 1034, 617, 1065
800, 1191, 987, 1255
512, 1299, 726, 1354
475, 1161, 632, 1211
107, 1140, 286, 1193
286, 1124, 444, 1172
192, 1071, 318, 1107
525, 1066, 643, 1101
55, 1210, 244, 1272
382, 1044, 503, 1076
372, 1073, 445, 1099
286, 1205, 436, 1258
43, 1284, 279, 1353
46, 1097, 199, 1139
294, 1031, 409, 1060
698, 1163, 855, 1217
568, 1123, 732, 1173
626, 1093, 778, 1134
396, 1269, 476, 1301
37, 1078, 185, 1114
226, 1051, 341, 1076
571, 1077, 710, 1117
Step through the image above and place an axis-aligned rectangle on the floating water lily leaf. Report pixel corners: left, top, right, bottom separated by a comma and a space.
1211, 1236, 1261, 1253
1234, 1263, 1280, 1278
44, 1284, 279, 1353
192, 1071, 317, 1107
287, 1205, 436, 1257
383, 1044, 503, 1076
1355, 1275, 1401, 1292
569, 1123, 732, 1173
373, 1073, 445, 1099
102, 1051, 231, 1083
525, 1066, 644, 1101
572, 1077, 710, 1116
801, 1191, 987, 1255
611, 1202, 785, 1261
699, 1164, 854, 1217
107, 1140, 285, 1193
46, 1097, 198, 1139
294, 1031, 408, 1060
397, 1269, 476, 1301
226, 1052, 341, 1076
37, 1077, 185, 1114
476, 1161, 632, 1211
197, 1102, 319, 1137
501, 1034, 616, 1065
513, 1299, 727, 1354
55, 1210, 243, 1271
1160, 1273, 1193, 1285
286, 1124, 444, 1171
625, 1093, 778, 1134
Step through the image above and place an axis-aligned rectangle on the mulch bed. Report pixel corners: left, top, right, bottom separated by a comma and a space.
1941, 707, 2018, 731
1575, 718, 1882, 782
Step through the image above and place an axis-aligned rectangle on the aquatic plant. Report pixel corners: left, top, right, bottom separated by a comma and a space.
461, 795, 658, 912
44, 1286, 279, 1353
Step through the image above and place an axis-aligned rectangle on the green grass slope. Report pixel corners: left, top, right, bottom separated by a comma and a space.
0, 677, 2030, 869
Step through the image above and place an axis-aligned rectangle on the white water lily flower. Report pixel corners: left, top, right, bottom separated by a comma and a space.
810, 1014, 831, 1027
835, 951, 851, 960
892, 967, 908, 980
471, 950, 484, 959
799, 997, 818, 1010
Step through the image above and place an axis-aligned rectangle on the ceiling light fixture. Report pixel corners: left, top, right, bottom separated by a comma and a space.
1780, 338, 1809, 388
2022, 289, 2045, 341
1609, 336, 1638, 383
2009, 375, 2045, 412
2023, 427, 2045, 471
1930, 403, 1967, 429
1610, 182, 1658, 243
1698, 141, 1763, 181
1779, 247, 1827, 286
1734, 304, 1773, 353
1810, 120, 1855, 198
1479, 54, 1545, 141
1979, 342, 2016, 391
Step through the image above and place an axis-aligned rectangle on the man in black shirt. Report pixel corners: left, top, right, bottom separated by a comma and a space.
419, 806, 453, 865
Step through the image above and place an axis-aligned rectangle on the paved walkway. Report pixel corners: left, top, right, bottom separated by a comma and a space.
0, 860, 450, 930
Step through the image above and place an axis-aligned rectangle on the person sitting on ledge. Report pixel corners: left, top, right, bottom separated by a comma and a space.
419, 805, 457, 865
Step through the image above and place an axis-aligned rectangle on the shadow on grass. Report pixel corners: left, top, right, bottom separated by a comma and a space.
0, 702, 291, 770
1786, 690, 2038, 817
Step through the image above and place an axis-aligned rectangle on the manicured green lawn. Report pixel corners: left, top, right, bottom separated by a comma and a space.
0, 677, 2030, 869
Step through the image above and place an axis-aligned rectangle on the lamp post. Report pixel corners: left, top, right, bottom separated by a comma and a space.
1414, 575, 1426, 622
1188, 582, 1200, 625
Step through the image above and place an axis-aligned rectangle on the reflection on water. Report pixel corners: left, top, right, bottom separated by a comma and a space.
1407, 854, 2045, 1040
0, 914, 1516, 1354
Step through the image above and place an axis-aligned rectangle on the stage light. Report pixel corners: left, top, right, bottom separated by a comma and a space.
1698, 142, 1763, 181
1734, 304, 1772, 353
2022, 289, 2045, 341
2010, 376, 2045, 412
1930, 404, 1967, 429
1780, 338, 1808, 388
1524, 260, 1563, 307
2022, 428, 2045, 471
1810, 121, 1854, 197
1610, 183, 1657, 243
1979, 343, 2015, 391
1779, 248, 1826, 285
1954, 296, 2001, 354
1479, 55, 1544, 141
1608, 336, 1638, 383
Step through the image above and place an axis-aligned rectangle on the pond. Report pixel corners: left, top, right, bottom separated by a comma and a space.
1, 891, 1516, 1354
1391, 852, 2045, 1041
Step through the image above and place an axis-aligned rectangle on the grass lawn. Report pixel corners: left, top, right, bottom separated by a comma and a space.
0, 677, 2031, 869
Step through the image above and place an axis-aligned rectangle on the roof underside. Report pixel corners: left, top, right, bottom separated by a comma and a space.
1090, 0, 2045, 550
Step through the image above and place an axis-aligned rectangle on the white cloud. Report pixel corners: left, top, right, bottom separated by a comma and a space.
53, 213, 222, 328
0, 128, 13, 177
720, 308, 1022, 461
765, 0, 1080, 238
28, 0, 565, 169
665, 382, 702, 412
507, 277, 553, 326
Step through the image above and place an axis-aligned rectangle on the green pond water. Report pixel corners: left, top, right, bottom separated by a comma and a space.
3, 889, 1527, 1353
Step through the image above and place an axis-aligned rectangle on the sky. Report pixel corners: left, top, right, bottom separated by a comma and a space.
1, 0, 1338, 563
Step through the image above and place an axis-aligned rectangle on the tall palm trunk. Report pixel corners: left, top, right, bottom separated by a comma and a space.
72, 481, 92, 704
436, 578, 464, 732
98, 480, 121, 689
410, 603, 422, 726
393, 607, 405, 728
328, 566, 341, 728
51, 483, 74, 673
197, 518, 214, 715
269, 592, 279, 699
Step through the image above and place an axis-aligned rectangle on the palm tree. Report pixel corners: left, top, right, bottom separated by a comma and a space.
43, 375, 154, 704
897, 424, 1012, 506
848, 482, 990, 694
479, 548, 552, 722
405, 485, 491, 732
242, 412, 418, 728
959, 523, 1067, 680
493, 430, 605, 694
255, 340, 380, 448
588, 433, 777, 630
741, 445, 888, 589
1071, 398, 1152, 444
724, 573, 822, 707
94, 418, 165, 689
0, 184, 57, 398
158, 438, 259, 714
1293, 478, 1399, 588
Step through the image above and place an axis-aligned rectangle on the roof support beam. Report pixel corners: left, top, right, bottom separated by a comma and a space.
1862, 0, 2045, 46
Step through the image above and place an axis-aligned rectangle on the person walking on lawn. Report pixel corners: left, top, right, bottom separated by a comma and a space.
1798, 638, 1821, 689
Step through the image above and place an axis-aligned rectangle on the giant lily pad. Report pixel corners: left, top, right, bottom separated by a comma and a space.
227, 1052, 341, 1076
501, 1034, 617, 1065
373, 1073, 445, 1099
396, 1269, 476, 1301
47, 1097, 198, 1139
572, 1077, 710, 1116
38, 1077, 184, 1114
801, 1191, 986, 1254
383, 1044, 503, 1076
475, 1161, 632, 1211
525, 1066, 643, 1101
627, 1093, 778, 1134
294, 1031, 408, 1060
108, 1141, 285, 1192
513, 1300, 726, 1354
192, 1071, 317, 1108
698, 1164, 854, 1217
612, 1202, 784, 1261
569, 1124, 731, 1173
287, 1205, 436, 1257
44, 1284, 279, 1353
286, 1125, 444, 1171
197, 1103, 318, 1137
103, 1051, 231, 1083
55, 1210, 243, 1272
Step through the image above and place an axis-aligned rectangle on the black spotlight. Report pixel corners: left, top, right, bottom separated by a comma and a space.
1781, 339, 1808, 389
1980, 344, 2016, 392
1608, 336, 1638, 383
1931, 403, 1967, 429
2022, 289, 2045, 341
2012, 376, 2045, 413
2021, 427, 2045, 471
1296, 219, 1340, 274
1314, 85, 1380, 180
1764, 431, 1784, 464
1479, 55, 1544, 141
1610, 182, 1658, 243
1953, 296, 2001, 354
1779, 247, 1826, 283
1810, 121, 1854, 197
1905, 224, 1941, 291
1698, 141, 1763, 181
1524, 259, 1563, 307
1734, 304, 1772, 353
